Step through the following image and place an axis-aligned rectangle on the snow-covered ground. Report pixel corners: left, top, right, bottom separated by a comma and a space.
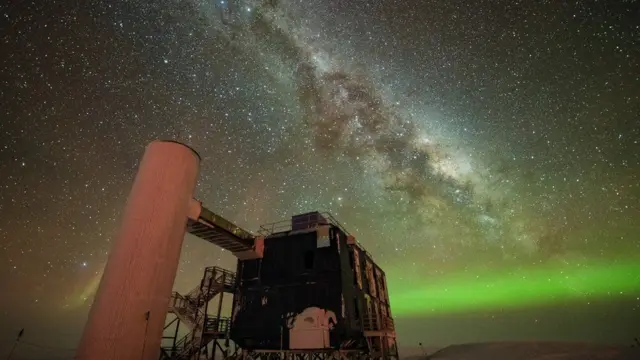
404, 341, 640, 360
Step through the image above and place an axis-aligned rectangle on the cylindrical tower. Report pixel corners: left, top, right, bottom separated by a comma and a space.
77, 140, 200, 360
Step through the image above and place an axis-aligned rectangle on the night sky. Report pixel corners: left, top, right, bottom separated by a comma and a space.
1, 0, 639, 358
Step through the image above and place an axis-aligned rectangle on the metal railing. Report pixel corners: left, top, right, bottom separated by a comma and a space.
199, 206, 255, 240
258, 211, 351, 236
168, 291, 192, 310
204, 317, 231, 334
184, 266, 236, 303
205, 266, 237, 288
164, 266, 238, 359
257, 212, 378, 261
168, 292, 206, 325
162, 317, 231, 359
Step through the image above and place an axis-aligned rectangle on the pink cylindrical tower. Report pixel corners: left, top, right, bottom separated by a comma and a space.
77, 140, 200, 360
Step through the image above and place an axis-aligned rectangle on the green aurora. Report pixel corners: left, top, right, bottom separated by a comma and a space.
388, 257, 640, 317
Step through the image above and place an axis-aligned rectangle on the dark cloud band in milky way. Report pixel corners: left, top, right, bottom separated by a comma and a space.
198, 0, 522, 251
207, 0, 476, 208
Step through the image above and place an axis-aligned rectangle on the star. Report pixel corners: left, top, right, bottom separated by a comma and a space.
0, 0, 639, 357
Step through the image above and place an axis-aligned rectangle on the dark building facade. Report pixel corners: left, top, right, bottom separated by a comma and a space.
230, 212, 398, 357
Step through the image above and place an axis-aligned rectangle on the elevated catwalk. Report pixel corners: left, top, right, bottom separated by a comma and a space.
187, 202, 256, 256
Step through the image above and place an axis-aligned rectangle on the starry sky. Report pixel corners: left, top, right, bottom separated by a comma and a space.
1, 0, 639, 358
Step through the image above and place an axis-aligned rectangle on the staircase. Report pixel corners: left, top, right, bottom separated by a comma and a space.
164, 266, 236, 359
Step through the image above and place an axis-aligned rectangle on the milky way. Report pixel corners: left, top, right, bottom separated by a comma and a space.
1, 0, 639, 357
194, 0, 557, 259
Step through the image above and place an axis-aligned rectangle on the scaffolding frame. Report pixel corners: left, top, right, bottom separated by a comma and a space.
161, 266, 238, 360
235, 348, 397, 360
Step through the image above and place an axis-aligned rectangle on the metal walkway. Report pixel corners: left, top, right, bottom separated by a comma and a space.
187, 201, 258, 256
